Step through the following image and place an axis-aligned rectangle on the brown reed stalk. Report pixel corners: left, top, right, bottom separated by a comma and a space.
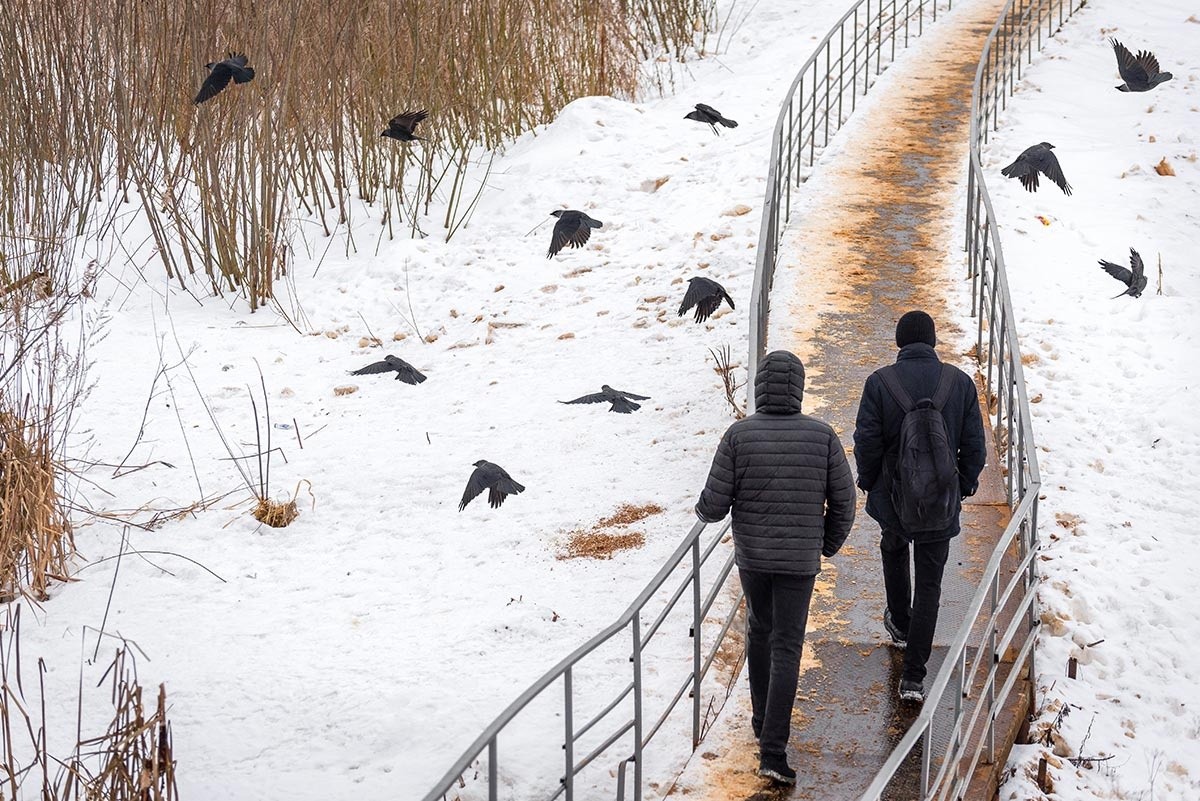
2, 0, 714, 309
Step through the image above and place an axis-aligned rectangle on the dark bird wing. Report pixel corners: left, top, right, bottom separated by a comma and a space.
1111, 39, 1149, 85
350, 359, 395, 375
560, 392, 609, 405
1134, 49, 1165, 82
227, 53, 249, 68
1099, 258, 1133, 286
195, 64, 234, 104
389, 109, 428, 135
615, 389, 651, 400
459, 465, 493, 511
547, 215, 592, 258
678, 278, 711, 318
694, 103, 720, 119
1038, 150, 1072, 195
1129, 248, 1144, 283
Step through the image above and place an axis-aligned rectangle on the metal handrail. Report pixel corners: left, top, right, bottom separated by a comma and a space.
748, 0, 956, 406
422, 2, 963, 799
858, 1, 1086, 797
420, 519, 739, 801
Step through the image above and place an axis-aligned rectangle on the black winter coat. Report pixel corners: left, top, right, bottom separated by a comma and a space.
852, 343, 987, 542
695, 350, 857, 576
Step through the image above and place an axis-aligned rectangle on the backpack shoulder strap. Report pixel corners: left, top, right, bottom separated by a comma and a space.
930, 364, 956, 409
877, 366, 915, 413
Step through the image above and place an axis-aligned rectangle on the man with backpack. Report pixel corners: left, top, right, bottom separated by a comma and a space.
696, 349, 856, 783
852, 311, 987, 703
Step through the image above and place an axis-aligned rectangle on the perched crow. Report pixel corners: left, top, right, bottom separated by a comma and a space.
459, 460, 525, 511
1110, 39, 1173, 92
382, 109, 429, 142
678, 276, 735, 324
1000, 142, 1072, 195
1099, 248, 1148, 298
685, 104, 738, 135
195, 53, 255, 104
547, 210, 603, 258
350, 354, 427, 385
560, 385, 651, 414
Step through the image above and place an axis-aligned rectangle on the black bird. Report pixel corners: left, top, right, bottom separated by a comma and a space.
1000, 142, 1072, 195
459, 460, 526, 511
1110, 39, 1173, 93
381, 109, 429, 142
350, 354, 427, 385
684, 103, 738, 135
678, 276, 735, 324
1099, 248, 1148, 298
195, 53, 255, 104
560, 385, 651, 414
547, 210, 603, 258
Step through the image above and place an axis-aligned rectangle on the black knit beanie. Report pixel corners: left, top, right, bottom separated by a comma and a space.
895, 310, 936, 348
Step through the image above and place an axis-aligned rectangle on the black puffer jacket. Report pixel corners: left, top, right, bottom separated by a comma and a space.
695, 350, 857, 576
852, 343, 987, 541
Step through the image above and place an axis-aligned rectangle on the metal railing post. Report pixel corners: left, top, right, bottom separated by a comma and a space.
488, 738, 498, 801
564, 668, 575, 801
631, 616, 643, 801
691, 537, 702, 746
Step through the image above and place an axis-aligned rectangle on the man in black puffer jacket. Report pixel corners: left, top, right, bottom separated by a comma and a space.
853, 311, 987, 704
695, 349, 856, 784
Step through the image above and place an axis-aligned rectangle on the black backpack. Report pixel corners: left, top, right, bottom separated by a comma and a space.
878, 364, 959, 534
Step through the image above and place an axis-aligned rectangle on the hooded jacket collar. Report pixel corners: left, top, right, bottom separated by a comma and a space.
753, 350, 805, 414
896, 342, 939, 362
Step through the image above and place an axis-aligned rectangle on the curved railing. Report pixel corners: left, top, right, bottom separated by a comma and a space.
858, 1, 1084, 798
419, 519, 741, 801
747, 0, 955, 405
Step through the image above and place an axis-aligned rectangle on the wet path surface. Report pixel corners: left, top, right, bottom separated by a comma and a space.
673, 0, 1016, 798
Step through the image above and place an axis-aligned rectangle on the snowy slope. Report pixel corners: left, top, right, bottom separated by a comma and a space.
16, 2, 866, 799
977, 2, 1200, 799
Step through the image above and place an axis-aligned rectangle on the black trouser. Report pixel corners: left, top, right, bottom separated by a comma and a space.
738, 568, 817, 759
880, 529, 951, 683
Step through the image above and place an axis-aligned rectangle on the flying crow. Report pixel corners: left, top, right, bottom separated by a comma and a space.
382, 109, 429, 142
350, 354, 427, 385
685, 104, 738, 135
1000, 142, 1072, 195
678, 276, 735, 324
560, 385, 651, 414
547, 210, 603, 258
1099, 248, 1147, 298
1110, 39, 1173, 92
459, 460, 525, 511
195, 53, 255, 104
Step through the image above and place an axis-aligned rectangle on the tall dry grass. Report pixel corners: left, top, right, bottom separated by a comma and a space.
1, 0, 714, 310
1, 607, 179, 799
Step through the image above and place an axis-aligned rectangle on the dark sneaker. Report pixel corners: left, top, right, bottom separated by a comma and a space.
884, 609, 908, 649
757, 753, 797, 784
898, 679, 925, 703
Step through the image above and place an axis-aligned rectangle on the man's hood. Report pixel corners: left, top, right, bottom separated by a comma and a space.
754, 350, 805, 414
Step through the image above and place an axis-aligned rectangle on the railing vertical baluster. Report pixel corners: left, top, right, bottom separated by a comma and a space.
489, 738, 498, 801
839, 25, 845, 125
691, 537, 702, 747
632, 616, 643, 801
564, 668, 574, 801
920, 724, 933, 798
810, 61, 818, 164
824, 40, 831, 146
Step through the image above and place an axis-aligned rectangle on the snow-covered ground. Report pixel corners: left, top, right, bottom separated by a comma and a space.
13, 2, 869, 799
12, 0, 1198, 798
979, 2, 1200, 799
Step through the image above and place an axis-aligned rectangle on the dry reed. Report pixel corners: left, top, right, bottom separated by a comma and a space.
0, 607, 179, 800
1, 0, 715, 309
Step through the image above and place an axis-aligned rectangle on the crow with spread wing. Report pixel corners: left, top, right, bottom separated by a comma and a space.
1110, 39, 1173, 92
678, 276, 735, 324
459, 461, 525, 511
382, 110, 429, 142
350, 355, 427, 385
560, 385, 650, 414
195, 53, 255, 104
1000, 142, 1072, 195
546, 210, 603, 258
684, 104, 738, 135
1099, 248, 1148, 298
